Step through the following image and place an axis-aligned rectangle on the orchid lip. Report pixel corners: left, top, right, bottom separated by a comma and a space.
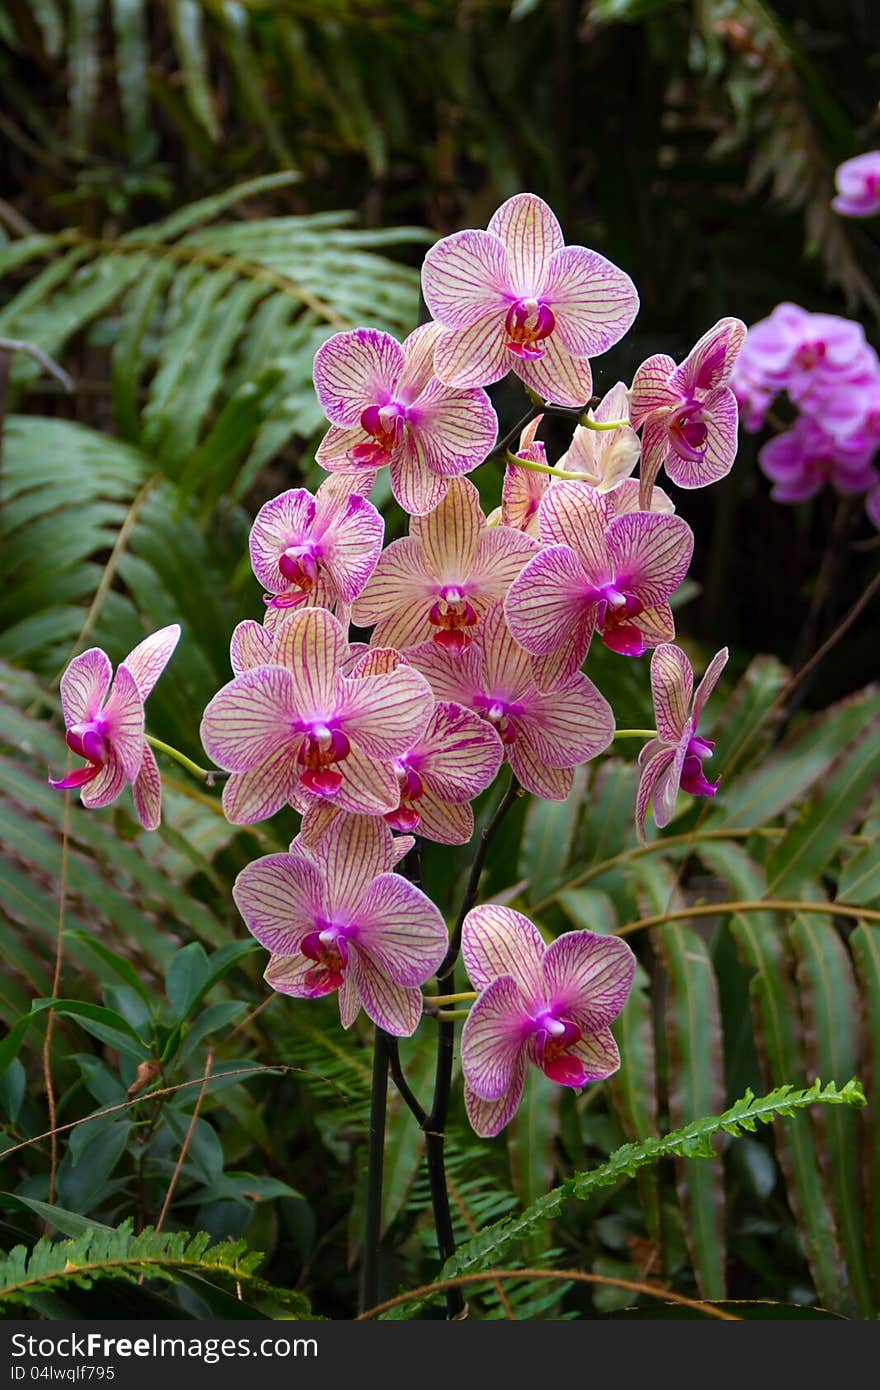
504, 297, 556, 359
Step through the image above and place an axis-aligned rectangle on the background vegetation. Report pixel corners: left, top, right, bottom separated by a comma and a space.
0, 0, 878, 1320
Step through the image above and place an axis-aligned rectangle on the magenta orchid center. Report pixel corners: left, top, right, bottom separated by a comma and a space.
348, 401, 408, 468
795, 340, 827, 370
296, 722, 351, 797
385, 758, 425, 833
427, 586, 479, 652
267, 544, 320, 610
504, 298, 556, 360
526, 1009, 586, 1087
679, 733, 719, 799
587, 582, 646, 657
472, 691, 521, 745
49, 718, 110, 791
668, 401, 709, 463
300, 919, 356, 996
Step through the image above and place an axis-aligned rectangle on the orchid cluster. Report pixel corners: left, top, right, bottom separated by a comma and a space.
50, 194, 739, 1159
731, 302, 880, 529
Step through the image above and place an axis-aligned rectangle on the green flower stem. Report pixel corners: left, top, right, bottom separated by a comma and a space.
503, 448, 591, 480
430, 1009, 470, 1023
578, 414, 629, 430
145, 735, 229, 787
613, 729, 657, 739
425, 991, 477, 1007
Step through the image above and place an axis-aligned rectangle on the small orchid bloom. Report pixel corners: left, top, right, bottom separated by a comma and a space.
233, 814, 447, 1036
352, 476, 538, 653
408, 603, 614, 800
49, 626, 180, 830
505, 483, 693, 676
313, 323, 498, 516
636, 643, 728, 842
832, 151, 880, 218
200, 607, 433, 824
758, 416, 878, 503
460, 905, 635, 1137
421, 192, 639, 407
383, 700, 504, 842
739, 304, 866, 398
489, 415, 548, 538
630, 317, 746, 504
556, 382, 641, 492
250, 476, 383, 629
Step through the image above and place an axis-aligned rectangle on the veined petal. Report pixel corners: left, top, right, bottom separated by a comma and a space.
538, 482, 611, 580
132, 741, 162, 831
469, 525, 540, 599
351, 537, 433, 635
349, 951, 424, 1036
221, 747, 298, 824
104, 665, 146, 781
664, 386, 739, 489
338, 970, 361, 1029
693, 646, 729, 728
273, 607, 348, 714
201, 667, 298, 771
505, 546, 593, 657
408, 377, 498, 473
123, 625, 181, 700
265, 952, 337, 1001
230, 620, 275, 676
650, 643, 693, 743
520, 673, 614, 767
80, 749, 128, 809
416, 701, 504, 802
461, 975, 532, 1100
312, 812, 394, 916
477, 602, 533, 700
672, 317, 747, 396
355, 873, 448, 986
653, 725, 691, 828
462, 904, 546, 997
606, 512, 693, 607
635, 743, 675, 843
501, 459, 548, 535
542, 931, 636, 1031
512, 334, 593, 408
542, 246, 639, 358
508, 740, 574, 800
319, 493, 384, 602
397, 321, 444, 399
432, 316, 510, 391
405, 640, 483, 706
464, 1062, 527, 1137
233, 851, 322, 954
566, 1026, 621, 1082
60, 648, 112, 727
315, 422, 376, 471
608, 478, 675, 517
421, 228, 512, 329
636, 602, 677, 648
333, 742, 402, 815
629, 354, 677, 427
411, 475, 483, 579
388, 449, 451, 517
249, 489, 317, 591
488, 192, 564, 294
415, 793, 474, 844
337, 666, 433, 758
637, 416, 671, 509
313, 328, 404, 426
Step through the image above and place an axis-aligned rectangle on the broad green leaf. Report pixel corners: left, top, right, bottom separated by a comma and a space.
851, 924, 880, 1306
507, 1068, 560, 1260
519, 766, 588, 904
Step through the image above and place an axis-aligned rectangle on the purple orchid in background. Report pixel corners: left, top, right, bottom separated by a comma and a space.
758, 416, 878, 503
233, 813, 447, 1036
200, 607, 433, 824
505, 483, 693, 675
421, 192, 639, 407
50, 625, 180, 830
250, 476, 384, 629
313, 323, 497, 515
459, 905, 635, 1136
352, 476, 538, 653
832, 151, 880, 218
630, 317, 746, 504
408, 602, 614, 800
735, 303, 867, 402
636, 643, 728, 842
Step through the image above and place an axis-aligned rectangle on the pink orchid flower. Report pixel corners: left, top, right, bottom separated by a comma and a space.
250, 476, 383, 630
630, 317, 746, 504
352, 476, 538, 653
234, 814, 447, 1036
636, 643, 728, 842
200, 607, 433, 824
556, 382, 641, 492
408, 602, 613, 800
421, 192, 639, 407
759, 416, 878, 503
505, 483, 693, 675
313, 322, 497, 516
50, 626, 181, 831
460, 905, 635, 1137
738, 304, 866, 399
832, 151, 880, 218
489, 415, 548, 538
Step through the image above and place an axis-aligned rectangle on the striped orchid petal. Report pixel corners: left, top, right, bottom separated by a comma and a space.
60, 648, 112, 727
265, 952, 336, 1000
538, 482, 611, 580
274, 607, 348, 713
331, 743, 402, 815
650, 643, 693, 743
510, 332, 594, 407
519, 672, 614, 768
407, 375, 497, 476
464, 1064, 527, 1138
319, 492, 385, 602
351, 538, 433, 642
421, 228, 512, 330
405, 639, 483, 705
542, 932, 636, 1032
415, 793, 474, 844
606, 512, 694, 608
505, 545, 594, 658
567, 1027, 621, 1081
672, 317, 747, 396
460, 975, 531, 1100
477, 601, 534, 696
411, 476, 483, 579
123, 625, 181, 700
315, 422, 375, 471
488, 193, 564, 294
432, 315, 510, 391
629, 354, 677, 427
508, 743, 574, 800
221, 748, 299, 825
388, 450, 450, 516
541, 245, 639, 359
230, 620, 275, 676
651, 727, 691, 828
664, 386, 739, 489
80, 749, 128, 809
348, 953, 424, 1036
249, 489, 317, 591
608, 477, 675, 516
233, 851, 323, 954
103, 665, 146, 781
469, 524, 540, 598
313, 327, 404, 426
396, 321, 444, 399
635, 741, 675, 844
132, 741, 162, 831
336, 665, 433, 758
412, 701, 504, 803
310, 812, 394, 916
201, 666, 298, 771
354, 873, 448, 987
462, 904, 546, 997
693, 646, 729, 726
